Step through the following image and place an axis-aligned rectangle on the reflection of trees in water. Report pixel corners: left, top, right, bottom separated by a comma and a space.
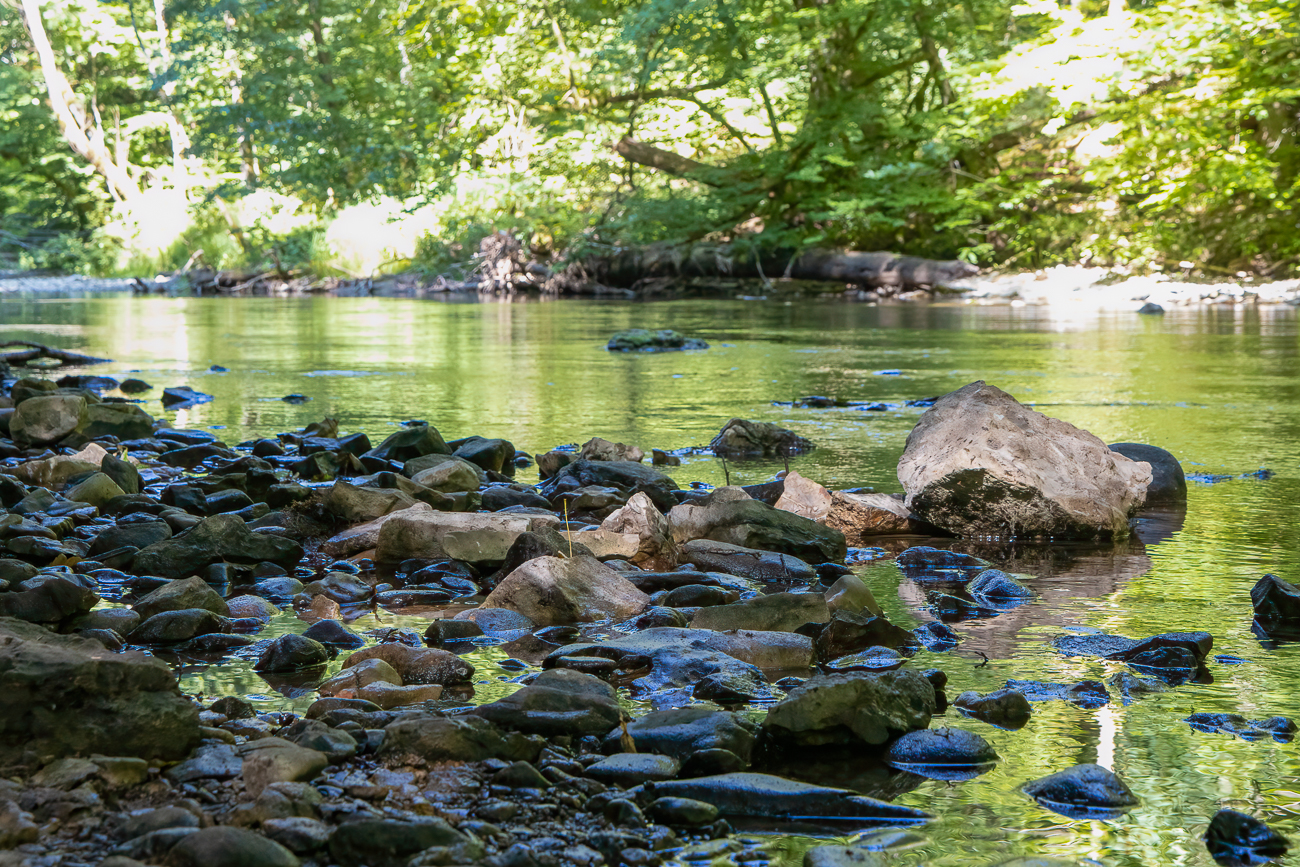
894, 506, 1186, 660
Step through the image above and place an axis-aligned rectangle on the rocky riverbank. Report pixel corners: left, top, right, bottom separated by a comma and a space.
0, 374, 1294, 867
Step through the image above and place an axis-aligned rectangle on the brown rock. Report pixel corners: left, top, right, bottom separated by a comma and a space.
479, 554, 650, 625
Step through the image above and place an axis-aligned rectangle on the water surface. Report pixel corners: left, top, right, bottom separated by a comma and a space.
2, 293, 1297, 867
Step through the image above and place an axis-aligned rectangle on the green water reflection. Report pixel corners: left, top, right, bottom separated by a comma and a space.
3, 294, 1298, 866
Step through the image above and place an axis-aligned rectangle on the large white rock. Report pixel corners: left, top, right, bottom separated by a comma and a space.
374, 509, 558, 563
897, 381, 1151, 539
479, 555, 650, 625
321, 502, 433, 559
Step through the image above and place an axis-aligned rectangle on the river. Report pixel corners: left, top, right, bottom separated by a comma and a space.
2, 291, 1297, 867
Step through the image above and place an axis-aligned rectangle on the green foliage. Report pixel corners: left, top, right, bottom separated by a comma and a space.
3, 0, 1299, 274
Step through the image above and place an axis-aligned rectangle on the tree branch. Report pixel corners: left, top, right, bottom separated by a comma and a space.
611, 137, 723, 185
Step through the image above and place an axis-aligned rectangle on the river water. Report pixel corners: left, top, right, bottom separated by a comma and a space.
2, 292, 1298, 867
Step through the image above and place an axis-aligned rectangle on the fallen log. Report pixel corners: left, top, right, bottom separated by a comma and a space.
549, 242, 978, 295
0, 341, 111, 367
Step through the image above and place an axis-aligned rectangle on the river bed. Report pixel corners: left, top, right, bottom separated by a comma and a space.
2, 290, 1297, 867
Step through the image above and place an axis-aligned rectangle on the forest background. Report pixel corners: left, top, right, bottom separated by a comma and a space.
1, 0, 1298, 281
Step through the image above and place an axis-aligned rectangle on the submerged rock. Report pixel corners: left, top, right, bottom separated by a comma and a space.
1021, 763, 1139, 820
762, 670, 936, 747
897, 381, 1152, 539
607, 329, 708, 352
953, 688, 1032, 729
1186, 713, 1296, 743
1005, 678, 1110, 709
1109, 442, 1187, 504
1204, 809, 1289, 866
649, 773, 930, 824
710, 418, 814, 460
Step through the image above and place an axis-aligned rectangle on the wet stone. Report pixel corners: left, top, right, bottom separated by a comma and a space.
586, 753, 682, 786
1204, 809, 1290, 866
1021, 763, 1139, 820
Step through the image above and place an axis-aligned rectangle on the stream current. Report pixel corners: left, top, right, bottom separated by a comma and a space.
1, 291, 1298, 867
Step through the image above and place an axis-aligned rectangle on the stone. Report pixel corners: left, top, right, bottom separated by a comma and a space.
133, 514, 303, 579
453, 436, 517, 474
822, 491, 926, 542
324, 480, 418, 523
81, 402, 154, 440
884, 727, 999, 780
365, 423, 451, 462
343, 644, 474, 685
319, 657, 402, 695
1107, 671, 1170, 706
968, 569, 1033, 601
1186, 712, 1296, 742
580, 437, 645, 463
90, 520, 172, 556
120, 805, 200, 839
804, 846, 886, 867
302, 619, 365, 648
649, 773, 929, 823
551, 626, 814, 676
953, 689, 1033, 729
378, 715, 543, 764
410, 456, 485, 493
261, 818, 332, 854
329, 818, 468, 867
762, 670, 936, 746
604, 707, 758, 762
320, 502, 433, 559
160, 386, 213, 408
0, 579, 98, 624
0, 617, 199, 764
90, 754, 150, 787
134, 576, 231, 620
1052, 631, 1212, 671
255, 634, 331, 672
815, 610, 918, 659
167, 826, 300, 867
1204, 809, 1289, 865
166, 743, 242, 782
1252, 573, 1300, 622
600, 492, 678, 570
470, 669, 623, 736
240, 739, 329, 797
586, 753, 681, 786
0, 802, 38, 848
101, 454, 144, 495
1006, 679, 1111, 708
897, 382, 1152, 539
31, 756, 98, 788
538, 460, 680, 513
480, 554, 650, 625
773, 472, 833, 521
1021, 763, 1139, 819
710, 419, 813, 459
374, 509, 556, 564
669, 498, 847, 562
226, 594, 279, 621
130, 609, 230, 643
9, 395, 87, 445
679, 539, 819, 583
649, 797, 718, 826
824, 574, 883, 617
358, 682, 445, 708
690, 592, 829, 633
66, 472, 127, 507
607, 329, 707, 352
1109, 442, 1187, 504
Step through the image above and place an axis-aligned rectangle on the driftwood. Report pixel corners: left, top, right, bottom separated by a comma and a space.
0, 341, 111, 367
551, 243, 978, 295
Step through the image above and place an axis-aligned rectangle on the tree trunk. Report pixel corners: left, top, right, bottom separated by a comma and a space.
20, 0, 141, 200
